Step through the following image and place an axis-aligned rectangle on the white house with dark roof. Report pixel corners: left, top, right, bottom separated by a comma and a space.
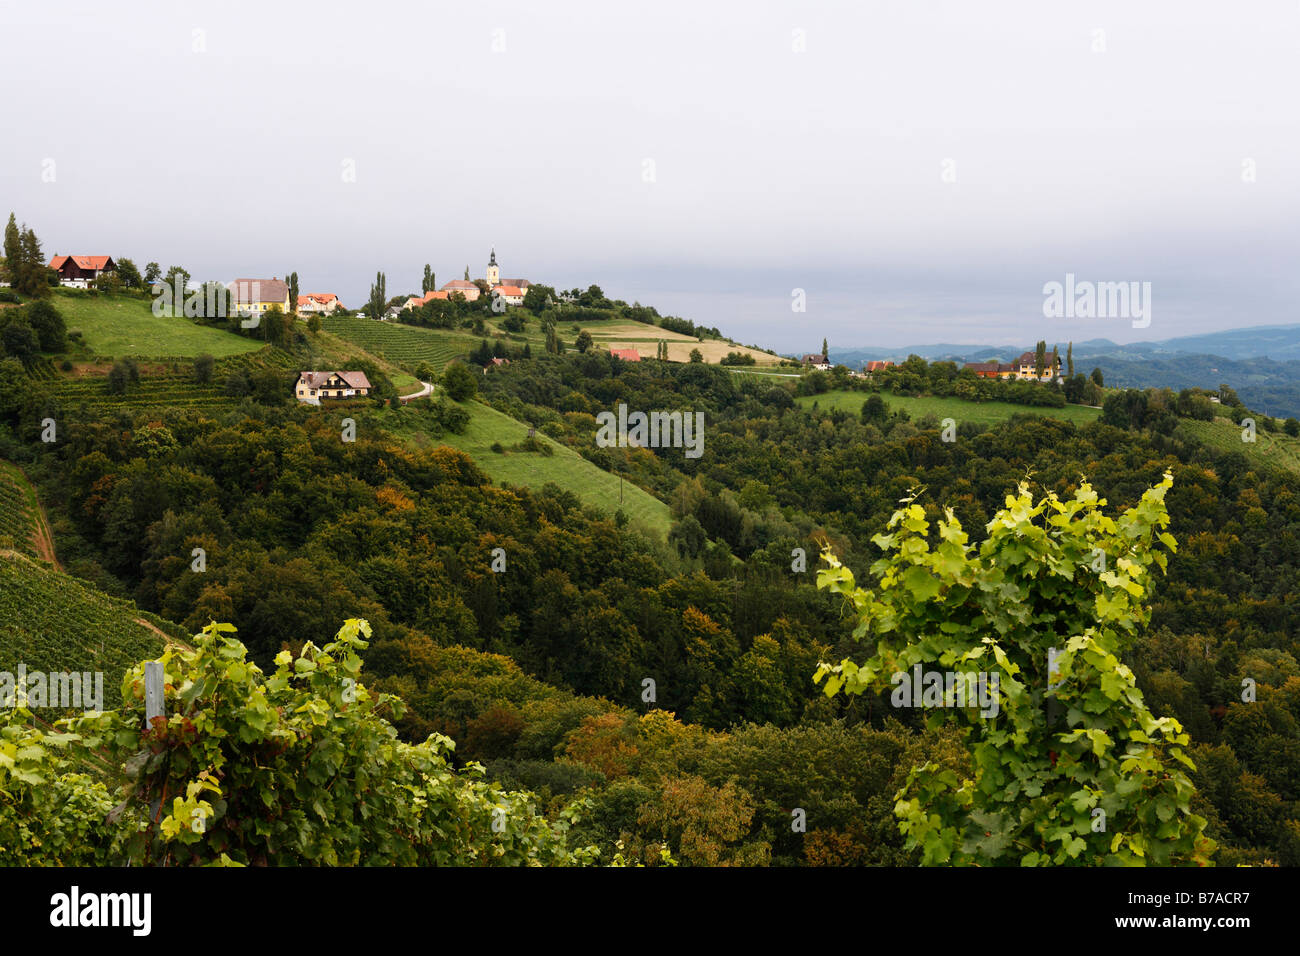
295, 370, 372, 404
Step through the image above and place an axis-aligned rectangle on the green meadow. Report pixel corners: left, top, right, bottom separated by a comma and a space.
796, 389, 1103, 427
50, 289, 263, 359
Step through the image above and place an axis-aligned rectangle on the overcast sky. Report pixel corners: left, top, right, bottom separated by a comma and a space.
4, 0, 1298, 353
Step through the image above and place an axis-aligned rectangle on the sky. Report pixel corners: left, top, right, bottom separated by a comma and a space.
3, 0, 1298, 354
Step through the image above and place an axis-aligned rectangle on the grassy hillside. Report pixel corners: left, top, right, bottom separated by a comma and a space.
481, 311, 781, 365
0, 552, 174, 708
377, 400, 672, 539
1176, 417, 1300, 475
50, 289, 264, 359
797, 389, 1103, 427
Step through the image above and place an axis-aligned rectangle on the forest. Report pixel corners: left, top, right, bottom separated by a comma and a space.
2, 340, 1297, 865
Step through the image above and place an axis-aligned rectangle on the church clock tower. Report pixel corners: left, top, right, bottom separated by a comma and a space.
486, 248, 500, 287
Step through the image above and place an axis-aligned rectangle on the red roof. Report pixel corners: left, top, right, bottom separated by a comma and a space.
865, 360, 893, 371
298, 293, 337, 305
493, 285, 524, 297
422, 290, 449, 302
442, 280, 477, 290
610, 348, 640, 362
49, 255, 113, 271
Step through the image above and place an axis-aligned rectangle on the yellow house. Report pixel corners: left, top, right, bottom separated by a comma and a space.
229, 278, 291, 316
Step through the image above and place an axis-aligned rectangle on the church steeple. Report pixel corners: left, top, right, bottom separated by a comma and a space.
486, 247, 500, 286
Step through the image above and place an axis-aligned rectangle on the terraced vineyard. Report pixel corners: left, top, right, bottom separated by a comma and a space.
48, 350, 300, 412
321, 317, 480, 372
1176, 417, 1300, 475
50, 371, 230, 410
0, 461, 40, 558
0, 553, 172, 708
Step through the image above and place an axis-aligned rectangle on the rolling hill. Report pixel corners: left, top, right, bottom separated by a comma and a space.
50, 289, 264, 359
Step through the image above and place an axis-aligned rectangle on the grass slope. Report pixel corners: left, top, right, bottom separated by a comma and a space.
797, 389, 1103, 427
378, 400, 672, 539
51, 289, 264, 359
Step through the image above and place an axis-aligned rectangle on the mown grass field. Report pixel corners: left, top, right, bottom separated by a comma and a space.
485, 311, 782, 365
377, 400, 672, 539
321, 316, 480, 373
1176, 417, 1300, 475
0, 552, 172, 709
796, 389, 1103, 427
50, 289, 264, 359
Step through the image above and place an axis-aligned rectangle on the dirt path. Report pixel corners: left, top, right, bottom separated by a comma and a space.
399, 380, 434, 403
15, 464, 61, 570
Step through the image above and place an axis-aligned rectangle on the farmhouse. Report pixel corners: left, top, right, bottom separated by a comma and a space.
295, 370, 372, 404
48, 255, 115, 287
610, 348, 641, 362
297, 293, 341, 314
865, 360, 894, 373
801, 353, 831, 370
230, 278, 291, 316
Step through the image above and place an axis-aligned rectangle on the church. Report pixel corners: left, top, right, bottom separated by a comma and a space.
436, 248, 532, 305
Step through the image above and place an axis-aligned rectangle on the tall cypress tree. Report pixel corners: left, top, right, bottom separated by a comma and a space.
3, 213, 19, 282
18, 226, 47, 297
1067, 341, 1074, 377
367, 272, 387, 319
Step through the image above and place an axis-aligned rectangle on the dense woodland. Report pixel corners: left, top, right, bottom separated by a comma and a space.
2, 337, 1298, 865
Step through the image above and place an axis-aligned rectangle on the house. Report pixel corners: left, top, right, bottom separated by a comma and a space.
402, 296, 424, 311
297, 293, 341, 315
48, 255, 115, 287
963, 361, 1002, 379
1014, 350, 1063, 381
491, 284, 525, 307
383, 304, 403, 320
295, 370, 372, 404
440, 279, 481, 302
962, 350, 1062, 382
610, 348, 641, 362
420, 290, 450, 304
801, 353, 832, 371
865, 360, 894, 373
230, 278, 291, 316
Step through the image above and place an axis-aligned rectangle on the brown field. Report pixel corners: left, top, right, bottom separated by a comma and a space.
595, 339, 782, 365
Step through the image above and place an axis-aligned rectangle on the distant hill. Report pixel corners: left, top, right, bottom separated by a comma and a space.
829, 323, 1300, 419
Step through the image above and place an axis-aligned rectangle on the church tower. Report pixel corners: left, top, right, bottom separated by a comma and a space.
486, 248, 500, 287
